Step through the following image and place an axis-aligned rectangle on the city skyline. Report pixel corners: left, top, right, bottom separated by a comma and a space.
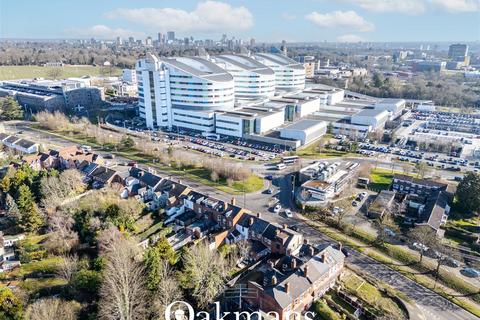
1, 0, 479, 42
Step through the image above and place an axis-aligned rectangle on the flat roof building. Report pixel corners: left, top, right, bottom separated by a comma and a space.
279, 120, 327, 146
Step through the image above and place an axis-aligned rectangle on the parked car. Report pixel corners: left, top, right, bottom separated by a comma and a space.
412, 242, 429, 252
273, 204, 282, 214
352, 201, 358, 207
445, 257, 461, 268
341, 246, 351, 257
460, 268, 480, 278
284, 209, 293, 218
266, 188, 273, 194
265, 175, 273, 180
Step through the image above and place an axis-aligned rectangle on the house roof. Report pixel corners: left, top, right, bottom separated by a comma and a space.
90, 166, 120, 183
14, 139, 37, 149
0, 133, 9, 141
393, 174, 447, 189
262, 246, 344, 309
129, 167, 162, 189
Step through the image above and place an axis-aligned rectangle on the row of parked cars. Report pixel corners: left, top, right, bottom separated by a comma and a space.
411, 242, 480, 278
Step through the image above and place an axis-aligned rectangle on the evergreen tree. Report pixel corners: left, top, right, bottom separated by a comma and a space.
0, 97, 24, 121
16, 185, 43, 233
5, 194, 21, 225
456, 172, 480, 214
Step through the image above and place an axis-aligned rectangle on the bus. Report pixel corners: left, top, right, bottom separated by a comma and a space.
281, 155, 299, 165
276, 163, 286, 170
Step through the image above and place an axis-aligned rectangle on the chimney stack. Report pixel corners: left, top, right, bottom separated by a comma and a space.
285, 282, 290, 294
256, 212, 261, 218
231, 197, 236, 206
271, 275, 278, 286
309, 246, 315, 256
322, 252, 328, 263
304, 239, 309, 245
268, 260, 275, 269
283, 224, 288, 229
338, 242, 343, 252
304, 266, 309, 277
291, 258, 297, 269
248, 217, 254, 226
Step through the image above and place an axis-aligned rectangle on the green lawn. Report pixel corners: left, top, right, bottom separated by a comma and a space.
0, 65, 121, 80
341, 271, 404, 318
8, 256, 62, 278
369, 168, 395, 191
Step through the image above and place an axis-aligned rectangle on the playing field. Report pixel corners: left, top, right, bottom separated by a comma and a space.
0, 65, 122, 80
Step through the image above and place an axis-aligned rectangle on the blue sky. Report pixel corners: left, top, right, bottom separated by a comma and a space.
1, 0, 479, 42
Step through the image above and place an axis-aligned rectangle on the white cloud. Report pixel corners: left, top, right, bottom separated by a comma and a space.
339, 0, 480, 13
281, 13, 297, 21
336, 34, 364, 42
431, 0, 480, 13
305, 10, 374, 32
66, 25, 145, 39
105, 1, 253, 33
340, 0, 426, 14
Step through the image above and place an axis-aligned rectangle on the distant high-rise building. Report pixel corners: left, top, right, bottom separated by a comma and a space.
167, 31, 175, 41
128, 37, 135, 44
116, 36, 123, 45
221, 34, 227, 44
448, 43, 468, 61
145, 37, 153, 46
250, 38, 255, 46
157, 32, 164, 44
280, 40, 287, 56
184, 37, 189, 45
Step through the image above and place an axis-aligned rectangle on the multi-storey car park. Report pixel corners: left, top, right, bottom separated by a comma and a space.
212, 54, 276, 100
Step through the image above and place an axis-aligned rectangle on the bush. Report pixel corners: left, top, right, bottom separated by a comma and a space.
72, 269, 101, 295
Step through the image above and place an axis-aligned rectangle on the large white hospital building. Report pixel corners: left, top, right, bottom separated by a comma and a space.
136, 53, 392, 148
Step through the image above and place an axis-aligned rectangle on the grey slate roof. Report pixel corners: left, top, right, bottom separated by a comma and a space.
264, 246, 344, 308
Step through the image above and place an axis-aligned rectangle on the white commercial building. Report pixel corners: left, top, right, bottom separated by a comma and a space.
212, 54, 275, 99
304, 87, 345, 105
136, 53, 235, 129
279, 120, 327, 146
351, 109, 389, 130
372, 98, 406, 119
253, 53, 306, 91
122, 69, 137, 84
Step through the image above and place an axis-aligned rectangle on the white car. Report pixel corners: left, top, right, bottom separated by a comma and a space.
273, 204, 282, 214
284, 209, 293, 218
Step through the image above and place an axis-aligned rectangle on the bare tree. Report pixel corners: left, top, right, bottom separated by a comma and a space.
180, 241, 228, 309
98, 228, 148, 320
25, 298, 79, 320
152, 261, 183, 319
45, 210, 79, 254
236, 240, 252, 263
56, 254, 79, 283
46, 67, 63, 80
408, 226, 437, 263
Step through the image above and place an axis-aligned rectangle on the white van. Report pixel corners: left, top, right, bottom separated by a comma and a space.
276, 163, 286, 170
